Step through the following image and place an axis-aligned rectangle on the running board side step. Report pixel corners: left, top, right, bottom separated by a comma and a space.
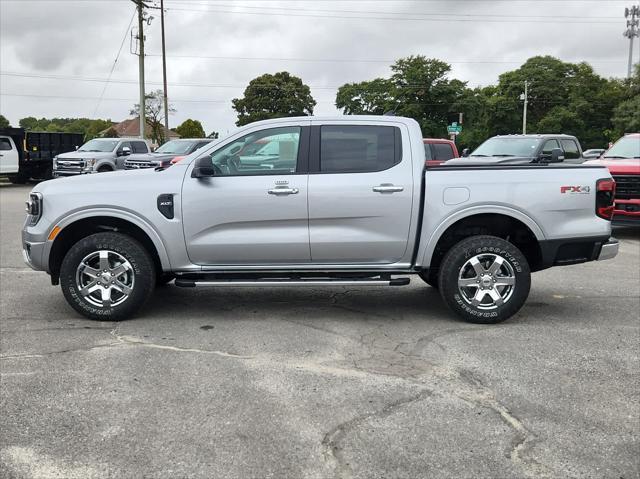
174, 277, 411, 288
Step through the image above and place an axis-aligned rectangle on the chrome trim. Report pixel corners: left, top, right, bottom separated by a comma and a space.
597, 238, 619, 261
22, 248, 37, 270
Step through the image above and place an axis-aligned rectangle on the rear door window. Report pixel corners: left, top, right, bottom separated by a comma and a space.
561, 139, 580, 159
319, 125, 401, 173
433, 143, 455, 161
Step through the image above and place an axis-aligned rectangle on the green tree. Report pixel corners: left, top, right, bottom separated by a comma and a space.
0, 114, 10, 128
232, 72, 316, 126
208, 131, 220, 139
336, 56, 467, 137
174, 119, 205, 138
611, 95, 640, 134
102, 126, 119, 138
131, 90, 175, 144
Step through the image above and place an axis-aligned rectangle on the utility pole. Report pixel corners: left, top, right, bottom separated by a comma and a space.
160, 0, 169, 132
520, 80, 528, 134
133, 0, 146, 139
624, 5, 640, 78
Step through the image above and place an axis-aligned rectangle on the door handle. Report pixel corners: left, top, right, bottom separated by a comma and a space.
268, 187, 299, 195
373, 184, 403, 193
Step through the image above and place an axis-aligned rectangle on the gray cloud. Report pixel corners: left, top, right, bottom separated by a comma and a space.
0, 0, 634, 136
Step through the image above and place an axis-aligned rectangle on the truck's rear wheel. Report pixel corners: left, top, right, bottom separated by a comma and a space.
60, 232, 156, 321
438, 235, 530, 324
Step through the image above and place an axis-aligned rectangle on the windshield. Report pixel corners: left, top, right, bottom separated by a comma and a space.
603, 136, 640, 159
155, 140, 197, 155
78, 139, 118, 152
471, 137, 540, 157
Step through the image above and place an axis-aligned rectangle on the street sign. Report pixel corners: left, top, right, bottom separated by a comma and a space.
447, 123, 463, 134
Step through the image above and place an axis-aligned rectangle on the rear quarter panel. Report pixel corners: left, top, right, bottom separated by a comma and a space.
417, 165, 613, 267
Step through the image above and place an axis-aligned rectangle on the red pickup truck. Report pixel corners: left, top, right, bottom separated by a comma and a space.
423, 138, 459, 167
586, 133, 640, 226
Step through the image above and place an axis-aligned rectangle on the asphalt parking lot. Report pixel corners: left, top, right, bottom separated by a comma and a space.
1, 182, 639, 479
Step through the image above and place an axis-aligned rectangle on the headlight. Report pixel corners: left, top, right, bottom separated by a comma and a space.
85, 158, 96, 167
25, 192, 43, 225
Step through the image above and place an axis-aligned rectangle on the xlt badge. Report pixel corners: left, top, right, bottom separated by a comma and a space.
157, 194, 174, 219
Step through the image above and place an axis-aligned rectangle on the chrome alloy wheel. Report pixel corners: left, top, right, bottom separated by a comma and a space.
457, 253, 516, 310
75, 250, 135, 308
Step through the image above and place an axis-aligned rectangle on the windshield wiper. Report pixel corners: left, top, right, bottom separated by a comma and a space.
492, 154, 516, 157
470, 154, 489, 157
603, 155, 636, 159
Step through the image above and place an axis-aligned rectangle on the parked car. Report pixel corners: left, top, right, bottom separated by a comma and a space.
462, 134, 585, 164
583, 148, 606, 159
23, 116, 617, 324
0, 128, 84, 183
125, 138, 214, 170
53, 138, 150, 177
423, 138, 459, 167
585, 133, 640, 226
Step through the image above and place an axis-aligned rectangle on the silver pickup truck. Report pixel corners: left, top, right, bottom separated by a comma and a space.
22, 116, 618, 324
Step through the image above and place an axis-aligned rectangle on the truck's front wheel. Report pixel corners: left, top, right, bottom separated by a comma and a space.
59, 232, 156, 321
438, 235, 530, 324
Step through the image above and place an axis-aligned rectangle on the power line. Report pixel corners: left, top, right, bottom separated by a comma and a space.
93, 7, 136, 117
164, 1, 619, 20
161, 5, 620, 24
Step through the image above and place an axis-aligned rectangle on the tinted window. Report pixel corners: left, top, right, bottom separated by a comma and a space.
194, 141, 211, 151
320, 125, 399, 173
207, 127, 300, 176
0, 138, 12, 151
541, 139, 560, 155
423, 144, 432, 160
433, 143, 455, 161
561, 139, 580, 159
132, 141, 148, 153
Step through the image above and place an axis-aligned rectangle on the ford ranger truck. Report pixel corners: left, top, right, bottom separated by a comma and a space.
22, 116, 618, 324
585, 133, 640, 225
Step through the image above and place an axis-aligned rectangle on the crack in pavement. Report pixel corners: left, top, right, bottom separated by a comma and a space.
109, 326, 254, 359
322, 388, 433, 479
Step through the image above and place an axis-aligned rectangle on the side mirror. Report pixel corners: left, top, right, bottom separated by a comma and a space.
119, 146, 131, 157
550, 148, 564, 163
462, 148, 470, 157
75, 145, 79, 150
191, 157, 216, 178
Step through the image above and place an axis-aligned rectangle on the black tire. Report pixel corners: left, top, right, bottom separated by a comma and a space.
60, 232, 156, 321
418, 270, 439, 289
438, 235, 531, 324
97, 165, 113, 173
8, 174, 28, 184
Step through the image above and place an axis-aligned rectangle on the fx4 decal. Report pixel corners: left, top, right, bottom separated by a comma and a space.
560, 186, 591, 194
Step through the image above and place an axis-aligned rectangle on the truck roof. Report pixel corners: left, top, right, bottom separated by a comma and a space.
492, 134, 578, 139
243, 115, 420, 127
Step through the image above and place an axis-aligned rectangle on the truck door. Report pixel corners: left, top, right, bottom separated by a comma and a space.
182, 125, 311, 265
307, 123, 413, 264
0, 136, 19, 174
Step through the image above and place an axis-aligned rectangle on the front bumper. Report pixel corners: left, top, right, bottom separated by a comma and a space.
597, 238, 619, 261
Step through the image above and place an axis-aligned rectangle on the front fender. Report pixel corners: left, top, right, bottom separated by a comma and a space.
417, 205, 546, 268
46, 207, 171, 271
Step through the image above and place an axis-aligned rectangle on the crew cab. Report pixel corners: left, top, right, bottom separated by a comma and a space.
585, 133, 640, 225
124, 138, 213, 170
423, 138, 458, 167
463, 134, 585, 164
22, 116, 618, 324
53, 138, 150, 177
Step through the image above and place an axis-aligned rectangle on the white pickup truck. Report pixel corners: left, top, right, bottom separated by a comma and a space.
22, 116, 618, 324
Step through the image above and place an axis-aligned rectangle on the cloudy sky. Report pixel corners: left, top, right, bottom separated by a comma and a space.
0, 0, 636, 136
